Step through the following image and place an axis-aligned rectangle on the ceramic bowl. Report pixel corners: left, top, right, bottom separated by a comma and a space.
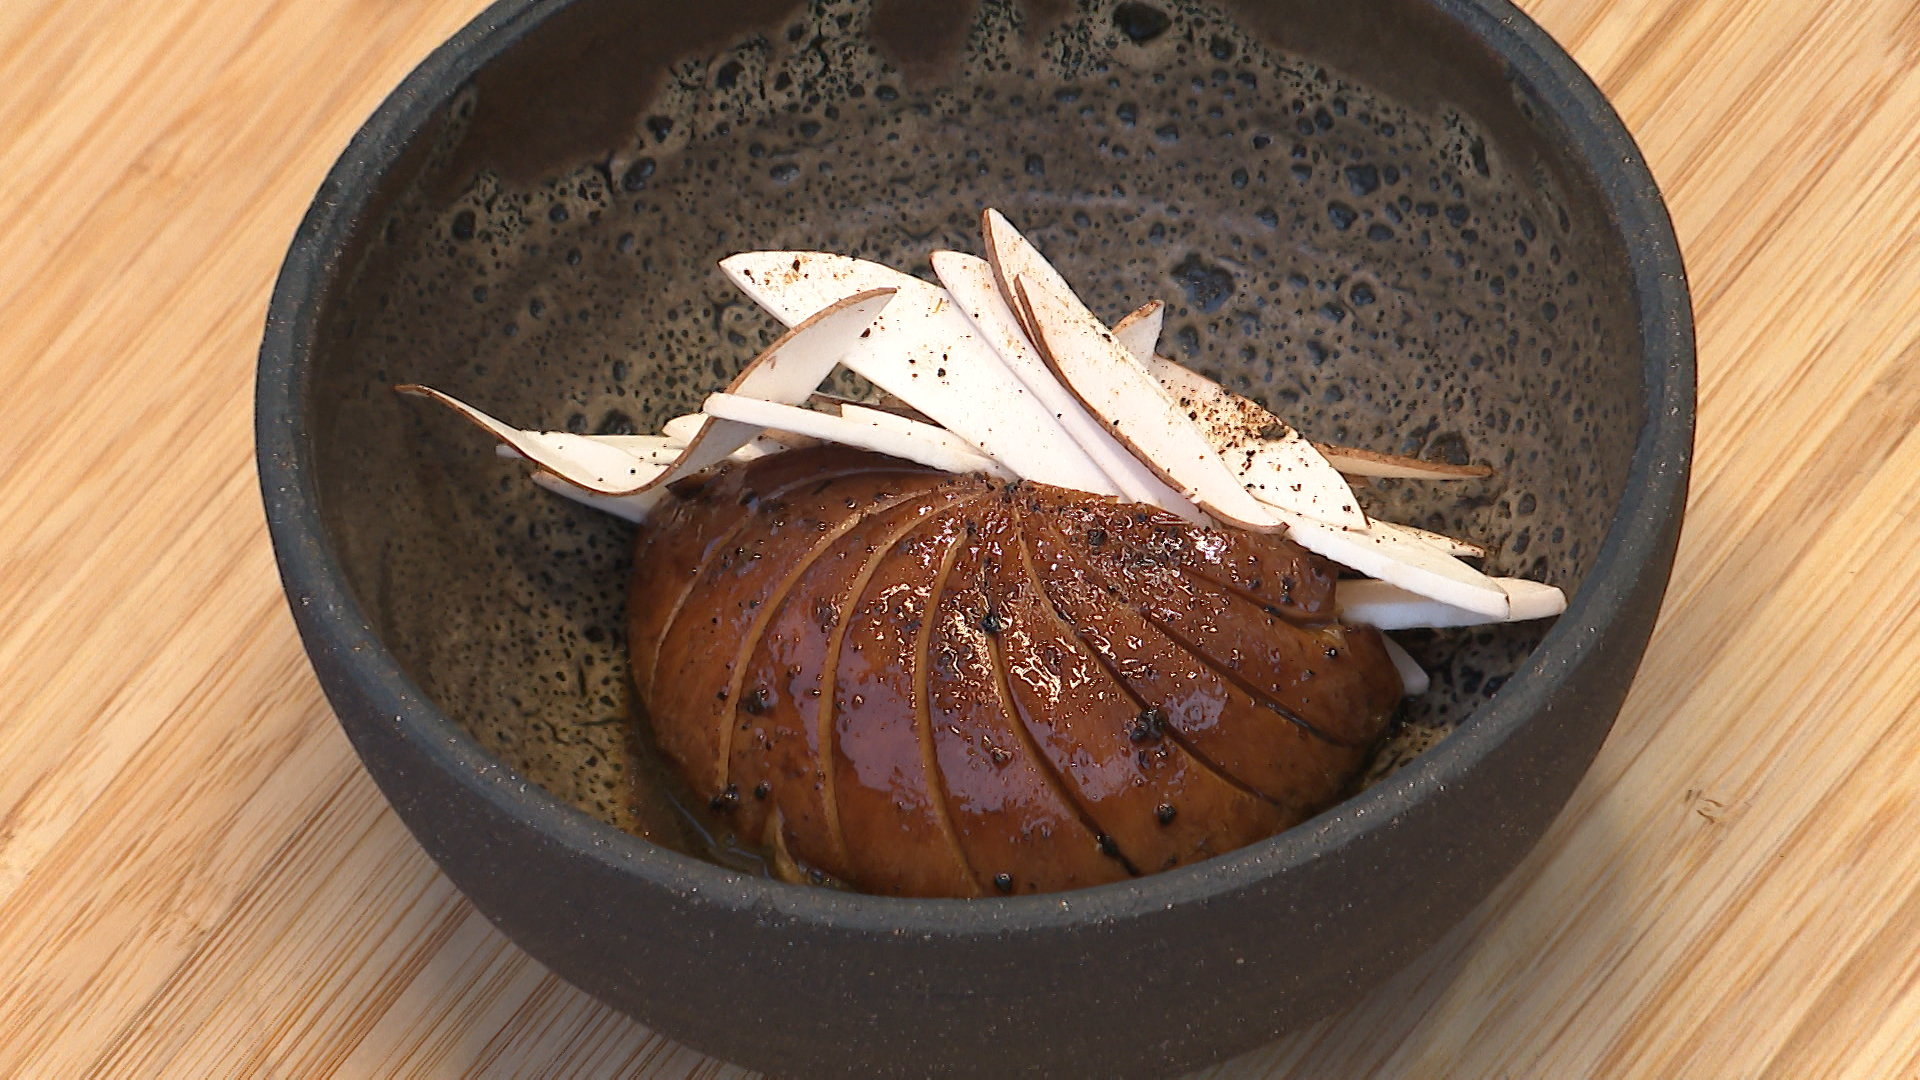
258, 0, 1691, 1074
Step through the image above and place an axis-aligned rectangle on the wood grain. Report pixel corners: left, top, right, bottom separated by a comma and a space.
0, 0, 1915, 1075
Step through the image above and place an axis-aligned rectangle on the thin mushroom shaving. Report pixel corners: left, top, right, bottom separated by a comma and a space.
403, 208, 1564, 688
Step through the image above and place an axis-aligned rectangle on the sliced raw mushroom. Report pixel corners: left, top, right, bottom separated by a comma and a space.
929, 250, 1197, 519
575, 434, 685, 463
500, 431, 798, 467
401, 289, 895, 497
1265, 507, 1511, 618
657, 409, 829, 454
1312, 444, 1494, 480
1144, 351, 1487, 506
980, 208, 1097, 343
722, 251, 1117, 494
655, 410, 828, 457
1110, 300, 1164, 363
980, 211, 1363, 530
656, 288, 901, 488
1367, 519, 1487, 559
1378, 635, 1430, 696
721, 250, 920, 324
837, 402, 1013, 474
528, 469, 671, 523
702, 394, 1010, 476
660, 413, 705, 445
1143, 353, 1367, 530
807, 390, 933, 425
1334, 576, 1566, 630
1502, 576, 1570, 620
713, 440, 779, 462
1013, 275, 1285, 532
396, 385, 662, 495
1143, 351, 1226, 407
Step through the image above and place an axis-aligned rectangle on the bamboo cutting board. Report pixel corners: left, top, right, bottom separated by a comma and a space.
3, 0, 1919, 1075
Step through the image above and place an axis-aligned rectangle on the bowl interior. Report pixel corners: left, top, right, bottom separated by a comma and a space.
308, 0, 1642, 866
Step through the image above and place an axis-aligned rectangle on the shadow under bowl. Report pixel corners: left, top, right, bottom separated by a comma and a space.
258, 0, 1692, 1074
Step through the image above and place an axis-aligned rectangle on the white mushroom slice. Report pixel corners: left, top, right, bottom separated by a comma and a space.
570, 435, 685, 464
1143, 351, 1225, 405
660, 413, 705, 445
529, 468, 671, 523
1369, 519, 1486, 559
837, 403, 1016, 478
658, 288, 899, 486
1378, 635, 1430, 696
1141, 353, 1367, 531
1503, 577, 1570, 621
1111, 300, 1164, 363
1148, 347, 1490, 486
979, 211, 1363, 529
929, 251, 1197, 520
1013, 276, 1285, 532
721, 250, 919, 324
502, 431, 796, 466
1312, 444, 1494, 480
1334, 576, 1566, 630
731, 289, 898, 400
722, 251, 1117, 495
402, 290, 893, 496
396, 385, 664, 495
757, 429, 824, 451
808, 391, 933, 425
980, 208, 1094, 344
1267, 507, 1510, 617
497, 429, 793, 470
726, 434, 804, 460
1338, 580, 1469, 629
836, 401, 961, 441
702, 394, 1006, 476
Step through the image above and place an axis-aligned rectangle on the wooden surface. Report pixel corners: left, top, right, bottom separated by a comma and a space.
3, 0, 1918, 1074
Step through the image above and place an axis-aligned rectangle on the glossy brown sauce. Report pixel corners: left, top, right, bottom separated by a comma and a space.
630, 447, 1402, 896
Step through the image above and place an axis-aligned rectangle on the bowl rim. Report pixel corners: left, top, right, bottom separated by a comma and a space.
258, 0, 1693, 933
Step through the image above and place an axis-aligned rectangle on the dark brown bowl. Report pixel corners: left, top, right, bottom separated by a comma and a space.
257, 0, 1692, 1074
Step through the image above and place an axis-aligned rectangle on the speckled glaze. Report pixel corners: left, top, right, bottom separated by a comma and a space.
258, 0, 1692, 1074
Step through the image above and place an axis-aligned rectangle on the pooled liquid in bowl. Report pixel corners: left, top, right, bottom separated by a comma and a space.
330, 0, 1635, 863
